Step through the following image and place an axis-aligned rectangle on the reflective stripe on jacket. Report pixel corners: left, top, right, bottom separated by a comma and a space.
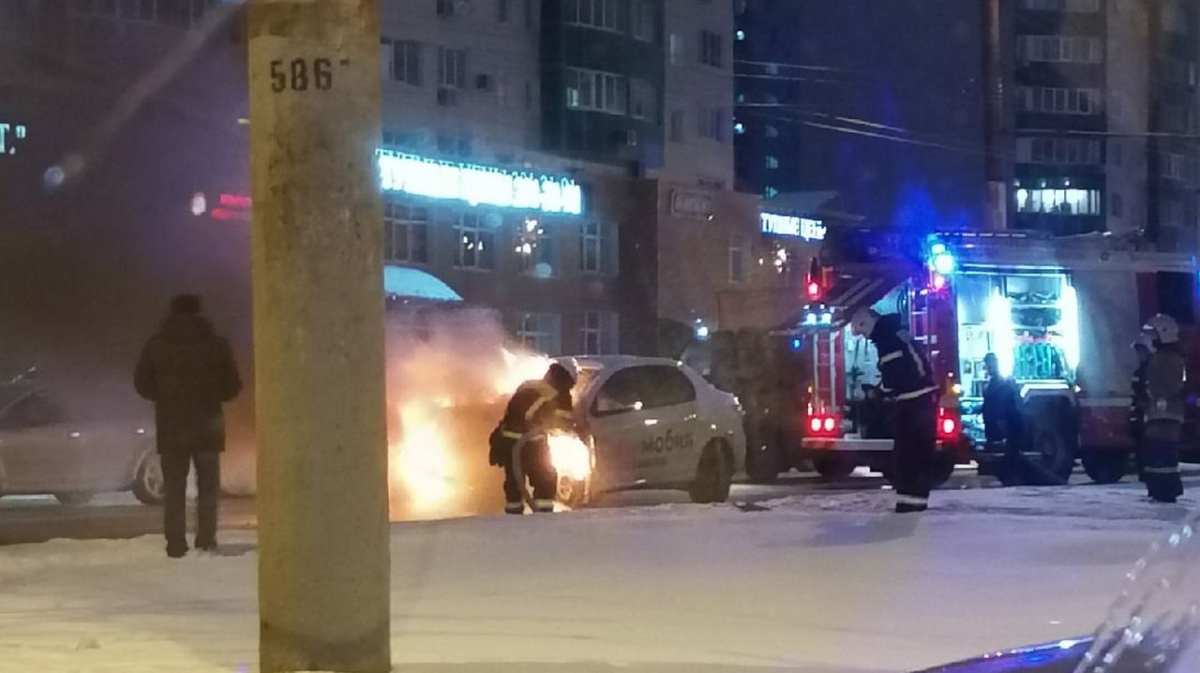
1145, 346, 1187, 424
869, 314, 938, 402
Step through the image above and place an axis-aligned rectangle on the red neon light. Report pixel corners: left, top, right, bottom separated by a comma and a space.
219, 193, 252, 209
805, 281, 821, 301
211, 208, 251, 222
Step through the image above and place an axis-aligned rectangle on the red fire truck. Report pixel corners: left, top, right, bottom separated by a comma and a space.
783, 227, 1200, 486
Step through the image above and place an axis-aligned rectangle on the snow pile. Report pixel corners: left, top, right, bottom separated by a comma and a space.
0, 486, 1194, 673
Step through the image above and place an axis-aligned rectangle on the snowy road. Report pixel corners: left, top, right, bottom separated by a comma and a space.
1, 482, 1196, 673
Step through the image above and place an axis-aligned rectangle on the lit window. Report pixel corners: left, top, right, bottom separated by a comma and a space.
454, 213, 495, 270
669, 33, 685, 66
766, 155, 779, 169
563, 0, 618, 31
729, 235, 746, 283
383, 202, 429, 264
1015, 188, 1102, 215
518, 221, 558, 277
564, 68, 627, 115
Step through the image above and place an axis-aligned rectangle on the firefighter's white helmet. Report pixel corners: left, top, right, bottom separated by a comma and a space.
849, 308, 878, 338
1144, 314, 1180, 346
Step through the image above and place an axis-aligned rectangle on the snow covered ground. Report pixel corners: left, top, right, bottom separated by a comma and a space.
1, 482, 1196, 673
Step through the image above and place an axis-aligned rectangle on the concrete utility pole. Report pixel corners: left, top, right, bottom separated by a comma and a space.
246, 2, 390, 672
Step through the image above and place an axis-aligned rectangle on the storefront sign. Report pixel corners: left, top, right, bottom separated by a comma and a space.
377, 150, 583, 215
0, 122, 28, 156
760, 212, 826, 242
670, 190, 714, 219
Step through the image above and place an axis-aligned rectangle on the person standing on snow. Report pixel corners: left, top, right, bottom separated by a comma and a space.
1130, 332, 1155, 482
981, 352, 1025, 485
851, 309, 940, 513
489, 362, 576, 514
1140, 314, 1187, 503
135, 294, 242, 557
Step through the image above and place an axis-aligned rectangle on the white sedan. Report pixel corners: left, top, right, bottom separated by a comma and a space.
560, 356, 746, 505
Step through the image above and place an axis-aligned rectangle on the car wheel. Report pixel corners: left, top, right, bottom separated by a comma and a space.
813, 454, 856, 480
132, 452, 165, 505
1082, 451, 1129, 485
689, 441, 733, 504
54, 492, 93, 506
930, 450, 957, 487
556, 476, 588, 509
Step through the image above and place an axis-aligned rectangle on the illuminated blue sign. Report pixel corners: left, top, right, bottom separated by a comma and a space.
760, 212, 826, 242
0, 122, 28, 156
377, 150, 583, 215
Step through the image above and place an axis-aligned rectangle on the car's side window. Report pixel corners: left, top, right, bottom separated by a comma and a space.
641, 367, 697, 409
592, 368, 647, 416
0, 394, 60, 431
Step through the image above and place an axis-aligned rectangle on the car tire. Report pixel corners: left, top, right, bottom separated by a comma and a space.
813, 454, 856, 480
54, 492, 93, 506
132, 452, 165, 505
930, 450, 957, 487
1082, 451, 1129, 485
556, 476, 589, 509
689, 441, 733, 504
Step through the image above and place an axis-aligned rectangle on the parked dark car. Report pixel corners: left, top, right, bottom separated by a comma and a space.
0, 373, 162, 506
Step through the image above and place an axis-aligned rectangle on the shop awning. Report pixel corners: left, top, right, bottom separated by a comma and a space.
383, 265, 462, 303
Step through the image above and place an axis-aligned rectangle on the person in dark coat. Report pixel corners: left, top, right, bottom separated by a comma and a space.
981, 352, 1025, 484
135, 294, 242, 557
1140, 315, 1187, 503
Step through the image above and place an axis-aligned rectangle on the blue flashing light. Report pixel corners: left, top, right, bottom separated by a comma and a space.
736, 30, 746, 41
930, 242, 947, 255
791, 338, 803, 351
803, 313, 818, 326
932, 250, 956, 276
820, 312, 833, 325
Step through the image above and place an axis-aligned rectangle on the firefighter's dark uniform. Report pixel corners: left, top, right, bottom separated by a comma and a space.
489, 379, 574, 513
868, 315, 940, 513
1142, 344, 1187, 503
983, 374, 1024, 482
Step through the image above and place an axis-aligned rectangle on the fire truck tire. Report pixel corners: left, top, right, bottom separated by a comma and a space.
690, 441, 733, 504
1082, 451, 1129, 485
813, 454, 856, 480
1025, 414, 1077, 486
930, 450, 956, 487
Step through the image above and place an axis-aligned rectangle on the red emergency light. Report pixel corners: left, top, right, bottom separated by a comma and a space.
806, 414, 840, 437
937, 408, 959, 439
805, 257, 823, 301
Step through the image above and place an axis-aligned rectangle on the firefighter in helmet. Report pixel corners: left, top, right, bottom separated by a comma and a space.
1140, 314, 1187, 503
851, 308, 940, 513
1130, 332, 1155, 482
982, 352, 1025, 485
489, 361, 577, 514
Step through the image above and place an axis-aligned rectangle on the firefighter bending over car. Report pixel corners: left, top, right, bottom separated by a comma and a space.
851, 309, 940, 513
1138, 315, 1188, 503
489, 362, 577, 514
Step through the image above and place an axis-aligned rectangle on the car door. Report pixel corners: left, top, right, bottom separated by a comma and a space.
0, 393, 79, 494
587, 367, 656, 489
637, 366, 702, 485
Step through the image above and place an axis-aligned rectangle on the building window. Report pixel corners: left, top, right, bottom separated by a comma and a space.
383, 203, 429, 264
728, 236, 746, 283
1111, 192, 1123, 218
580, 221, 616, 273
669, 110, 686, 143
697, 106, 726, 142
765, 155, 780, 169
765, 124, 780, 138
1016, 87, 1103, 115
383, 39, 422, 86
1111, 140, 1123, 167
436, 134, 471, 158
1017, 35, 1102, 64
564, 68, 627, 115
1159, 152, 1197, 183
581, 311, 619, 355
563, 0, 618, 31
438, 46, 466, 97
632, 0, 655, 42
497, 0, 509, 22
517, 313, 561, 355
764, 186, 779, 199
700, 30, 724, 68
669, 33, 685, 66
436, 0, 456, 17
71, 0, 211, 27
1019, 0, 1099, 12
525, 0, 535, 28
455, 213, 495, 270
1016, 138, 1101, 165
630, 78, 657, 120
517, 220, 558, 277
1015, 188, 1102, 215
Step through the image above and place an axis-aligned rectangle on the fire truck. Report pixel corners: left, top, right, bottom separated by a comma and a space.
780, 227, 1200, 486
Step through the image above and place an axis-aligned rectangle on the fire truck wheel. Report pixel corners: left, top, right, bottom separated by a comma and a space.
813, 454, 856, 480
1082, 451, 1129, 485
930, 450, 956, 487
745, 442, 781, 484
689, 441, 733, 504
